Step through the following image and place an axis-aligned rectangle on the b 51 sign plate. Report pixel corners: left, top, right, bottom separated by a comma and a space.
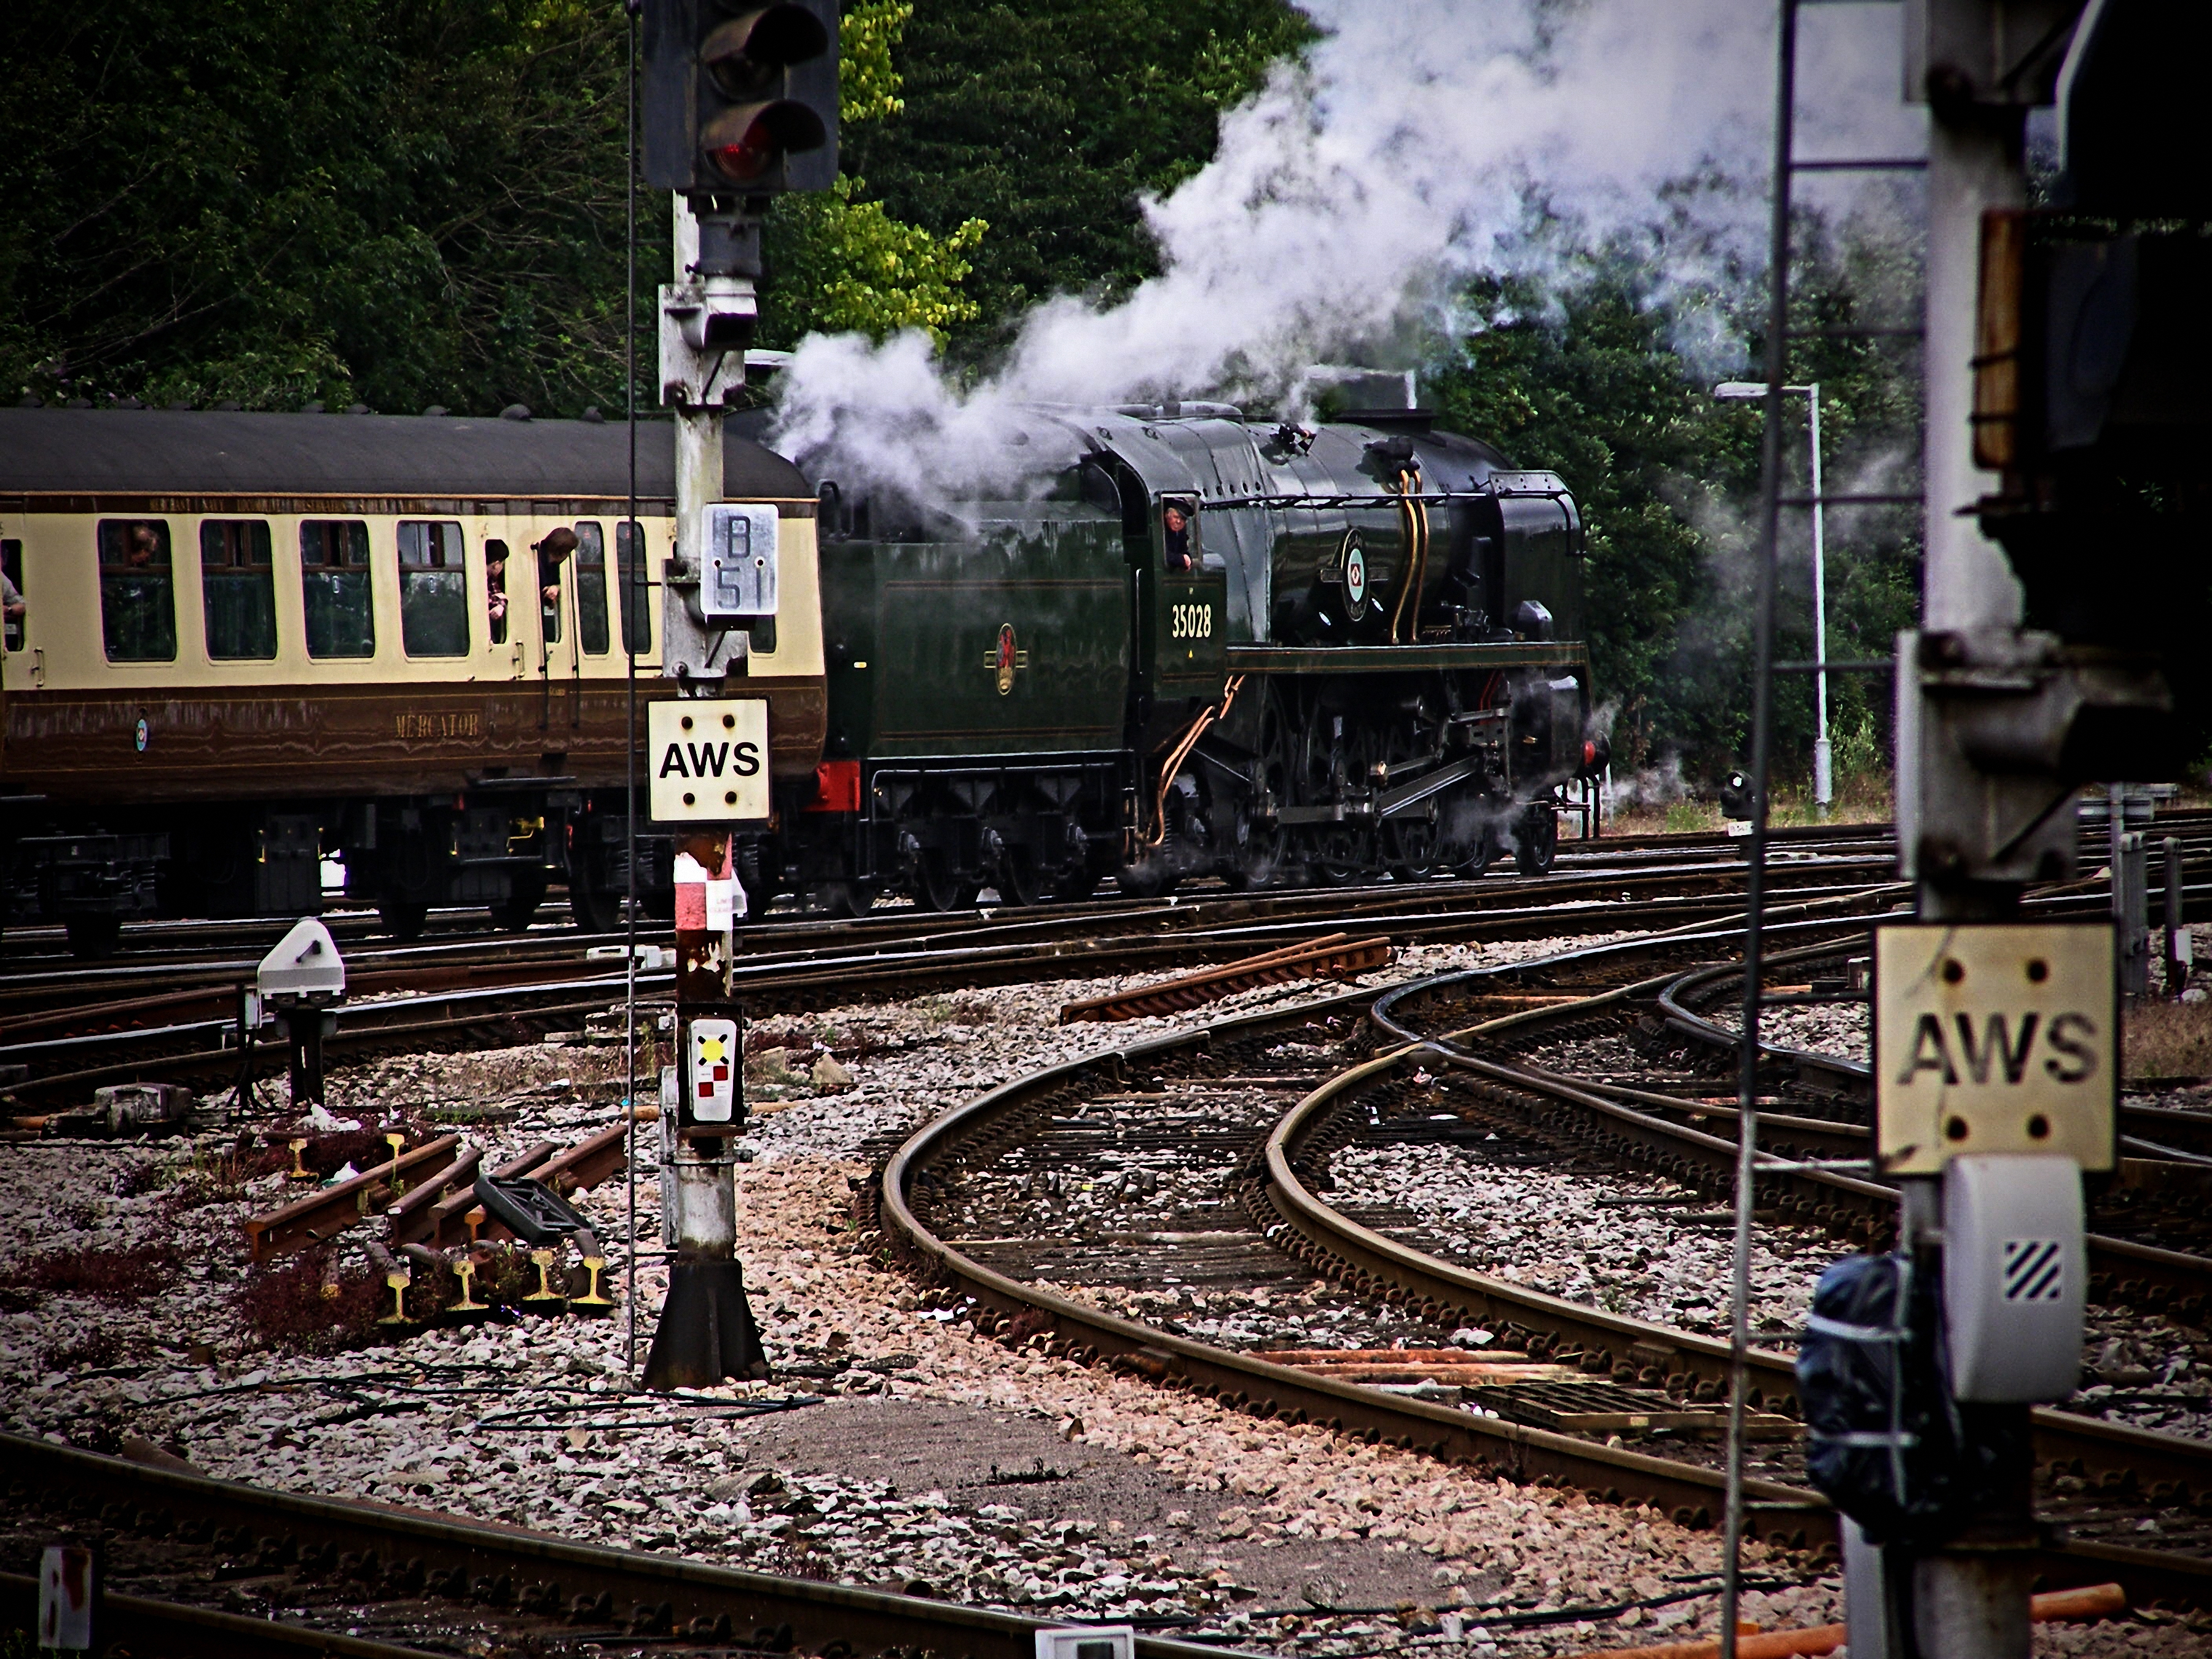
1873, 922, 2116, 1174
648, 699, 770, 823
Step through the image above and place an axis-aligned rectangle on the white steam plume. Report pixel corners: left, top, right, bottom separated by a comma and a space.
772, 0, 1914, 500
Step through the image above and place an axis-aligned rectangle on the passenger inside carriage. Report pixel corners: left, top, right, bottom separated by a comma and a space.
486, 543, 509, 643
96, 519, 177, 661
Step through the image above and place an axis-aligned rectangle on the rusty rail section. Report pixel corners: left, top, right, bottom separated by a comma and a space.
244, 1135, 461, 1261
1059, 933, 1392, 1023
247, 1118, 637, 1259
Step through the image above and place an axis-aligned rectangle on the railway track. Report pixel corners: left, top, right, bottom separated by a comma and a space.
0, 1432, 1249, 1659
0, 849, 1910, 1110
0, 818, 1909, 972
871, 921, 2212, 1614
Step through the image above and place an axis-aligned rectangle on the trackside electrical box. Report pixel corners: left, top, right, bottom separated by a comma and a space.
1942, 1153, 2085, 1402
686, 1016, 739, 1126
701, 504, 779, 618
1035, 1628, 1134, 1659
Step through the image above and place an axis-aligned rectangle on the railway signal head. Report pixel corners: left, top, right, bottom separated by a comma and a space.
644, 0, 839, 197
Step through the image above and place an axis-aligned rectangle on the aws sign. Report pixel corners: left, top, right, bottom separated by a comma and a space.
648, 698, 771, 823
1873, 922, 2117, 1175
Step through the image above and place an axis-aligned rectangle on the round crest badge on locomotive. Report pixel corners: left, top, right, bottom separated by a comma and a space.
1339, 531, 1368, 618
995, 623, 1017, 694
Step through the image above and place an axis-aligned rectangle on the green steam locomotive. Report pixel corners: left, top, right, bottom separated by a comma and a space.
753, 400, 1605, 912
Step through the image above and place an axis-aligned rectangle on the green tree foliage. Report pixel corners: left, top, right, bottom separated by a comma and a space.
835, 0, 1316, 356
1428, 221, 1923, 783
763, 178, 986, 345
0, 0, 655, 417
756, 1, 987, 350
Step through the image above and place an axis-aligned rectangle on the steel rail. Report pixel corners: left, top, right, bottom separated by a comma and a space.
1, 874, 1908, 1104
1258, 1030, 2212, 1528
0, 1434, 1255, 1659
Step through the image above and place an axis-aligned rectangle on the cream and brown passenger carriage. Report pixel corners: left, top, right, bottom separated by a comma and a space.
0, 407, 824, 952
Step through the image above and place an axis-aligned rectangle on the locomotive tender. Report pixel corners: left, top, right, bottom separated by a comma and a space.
0, 399, 1602, 952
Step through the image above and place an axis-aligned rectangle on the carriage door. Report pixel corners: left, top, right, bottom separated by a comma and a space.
533, 530, 579, 737
1151, 495, 1228, 698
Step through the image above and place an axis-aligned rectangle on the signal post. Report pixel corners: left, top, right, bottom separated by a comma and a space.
637, 0, 837, 1390
1849, 4, 2200, 1655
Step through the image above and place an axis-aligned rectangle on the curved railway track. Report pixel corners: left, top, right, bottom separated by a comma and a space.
870, 923, 2212, 1614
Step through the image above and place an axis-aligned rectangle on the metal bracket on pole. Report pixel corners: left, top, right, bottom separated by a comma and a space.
1896, 626, 2168, 890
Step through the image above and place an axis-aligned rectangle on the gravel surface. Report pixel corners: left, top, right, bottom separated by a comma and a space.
2, 929, 2206, 1655
1330, 1141, 1831, 1345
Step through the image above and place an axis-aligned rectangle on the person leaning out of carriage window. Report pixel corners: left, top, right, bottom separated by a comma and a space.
1, 569, 23, 648
535, 526, 575, 633
1163, 501, 1194, 573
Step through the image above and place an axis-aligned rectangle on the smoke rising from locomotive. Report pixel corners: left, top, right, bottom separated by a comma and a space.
772, 0, 1910, 498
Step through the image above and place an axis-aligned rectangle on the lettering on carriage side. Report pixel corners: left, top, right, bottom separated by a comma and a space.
1169, 602, 1215, 640
396, 712, 482, 740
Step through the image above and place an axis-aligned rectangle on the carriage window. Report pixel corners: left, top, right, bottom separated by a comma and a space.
298, 520, 374, 658
574, 522, 611, 655
2, 539, 23, 651
96, 519, 178, 661
396, 520, 469, 657
198, 520, 276, 660
615, 520, 651, 656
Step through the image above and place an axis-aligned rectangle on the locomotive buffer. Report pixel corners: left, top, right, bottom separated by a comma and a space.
637, 0, 838, 1389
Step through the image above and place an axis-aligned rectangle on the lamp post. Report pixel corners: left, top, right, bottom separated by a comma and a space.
1717, 380, 1830, 815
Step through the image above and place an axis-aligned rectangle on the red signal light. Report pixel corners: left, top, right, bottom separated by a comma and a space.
700, 100, 826, 184
707, 117, 775, 182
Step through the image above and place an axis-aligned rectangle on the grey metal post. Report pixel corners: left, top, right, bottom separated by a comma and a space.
1897, 9, 2049, 1657
1808, 383, 1832, 815
2165, 834, 2186, 996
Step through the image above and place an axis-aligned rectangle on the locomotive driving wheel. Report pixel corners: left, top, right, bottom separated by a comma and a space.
1296, 710, 1377, 884
490, 869, 546, 931
1513, 798, 1559, 876
1223, 694, 1290, 891
569, 863, 623, 935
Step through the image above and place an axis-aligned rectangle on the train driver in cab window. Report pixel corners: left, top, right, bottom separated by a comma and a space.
1163, 501, 1194, 573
